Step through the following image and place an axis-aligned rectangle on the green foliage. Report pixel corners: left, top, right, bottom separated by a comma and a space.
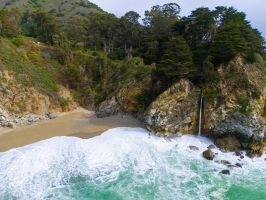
0, 38, 59, 97
236, 95, 252, 116
198, 56, 219, 84
177, 6, 265, 67
58, 96, 71, 111
134, 89, 157, 112
29, 10, 57, 44
12, 37, 26, 47
0, 8, 21, 37
143, 3, 180, 39
0, 1, 265, 109
18, 51, 30, 62
157, 36, 194, 81
204, 87, 220, 103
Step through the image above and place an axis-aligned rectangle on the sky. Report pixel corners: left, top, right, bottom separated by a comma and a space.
89, 0, 266, 38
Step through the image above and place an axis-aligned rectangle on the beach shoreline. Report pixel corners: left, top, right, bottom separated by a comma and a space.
0, 108, 143, 152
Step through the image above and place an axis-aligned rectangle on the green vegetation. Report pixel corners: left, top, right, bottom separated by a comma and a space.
0, 0, 265, 110
0, 37, 59, 97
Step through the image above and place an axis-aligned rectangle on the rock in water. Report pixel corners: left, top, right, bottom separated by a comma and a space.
189, 146, 199, 151
221, 160, 231, 165
202, 149, 215, 160
208, 144, 216, 149
235, 163, 243, 168
220, 170, 230, 175
246, 142, 264, 157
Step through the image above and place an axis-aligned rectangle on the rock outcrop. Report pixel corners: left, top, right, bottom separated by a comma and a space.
96, 96, 122, 118
143, 57, 266, 156
0, 107, 58, 128
202, 58, 266, 141
0, 70, 77, 115
145, 79, 200, 136
0, 70, 77, 128
202, 149, 215, 160
212, 112, 264, 142
97, 76, 151, 118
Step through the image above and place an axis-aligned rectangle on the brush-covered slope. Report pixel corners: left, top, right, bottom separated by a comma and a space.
0, 0, 102, 18
0, 36, 77, 115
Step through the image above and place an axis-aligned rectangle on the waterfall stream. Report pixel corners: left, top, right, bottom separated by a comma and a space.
198, 92, 204, 136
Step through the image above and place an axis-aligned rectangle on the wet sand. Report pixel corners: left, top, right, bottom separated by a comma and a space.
0, 108, 143, 152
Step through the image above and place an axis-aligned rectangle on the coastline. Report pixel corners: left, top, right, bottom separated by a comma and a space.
0, 108, 143, 152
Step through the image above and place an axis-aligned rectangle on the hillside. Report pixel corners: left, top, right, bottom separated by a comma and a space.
0, 0, 102, 18
0, 36, 77, 113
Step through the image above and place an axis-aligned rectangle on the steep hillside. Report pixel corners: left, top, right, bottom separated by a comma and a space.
0, 36, 77, 114
0, 0, 102, 18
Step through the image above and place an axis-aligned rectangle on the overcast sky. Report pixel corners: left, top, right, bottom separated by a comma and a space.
90, 0, 266, 38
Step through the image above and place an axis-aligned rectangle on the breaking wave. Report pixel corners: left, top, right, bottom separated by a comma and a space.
0, 128, 265, 200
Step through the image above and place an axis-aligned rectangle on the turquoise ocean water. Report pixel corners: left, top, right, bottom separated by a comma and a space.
0, 128, 265, 200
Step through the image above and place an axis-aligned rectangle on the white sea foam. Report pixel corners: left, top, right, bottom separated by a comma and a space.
0, 128, 266, 200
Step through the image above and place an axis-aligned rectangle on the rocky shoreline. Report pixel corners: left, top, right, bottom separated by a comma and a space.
0, 107, 57, 129
97, 58, 266, 159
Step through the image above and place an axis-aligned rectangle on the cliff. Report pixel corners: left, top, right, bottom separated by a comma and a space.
98, 56, 266, 157
145, 57, 266, 156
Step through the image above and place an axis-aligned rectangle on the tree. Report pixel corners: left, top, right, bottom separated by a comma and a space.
64, 16, 87, 47
85, 13, 118, 52
119, 11, 142, 57
0, 8, 21, 37
143, 3, 180, 40
157, 36, 194, 81
30, 10, 57, 44
123, 11, 140, 25
185, 8, 216, 46
211, 8, 264, 63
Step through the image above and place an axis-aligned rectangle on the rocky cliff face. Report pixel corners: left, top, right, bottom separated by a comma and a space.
144, 57, 266, 156
145, 79, 200, 136
0, 70, 77, 128
97, 57, 266, 156
97, 76, 151, 118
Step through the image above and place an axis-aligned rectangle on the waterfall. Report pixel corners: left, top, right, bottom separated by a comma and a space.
198, 92, 204, 136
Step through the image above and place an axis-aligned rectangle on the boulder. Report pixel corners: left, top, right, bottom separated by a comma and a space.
46, 113, 57, 120
214, 136, 241, 152
221, 160, 231, 165
246, 142, 264, 158
96, 97, 122, 118
145, 79, 200, 136
202, 149, 215, 160
208, 144, 216, 149
189, 146, 199, 151
220, 170, 230, 175
235, 163, 243, 168
212, 112, 264, 143
97, 78, 151, 118
7, 122, 15, 129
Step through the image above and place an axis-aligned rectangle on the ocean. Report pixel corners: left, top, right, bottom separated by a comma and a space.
0, 128, 265, 200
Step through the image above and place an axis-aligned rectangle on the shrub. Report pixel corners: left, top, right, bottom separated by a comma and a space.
12, 37, 25, 47
58, 97, 70, 111
18, 51, 30, 62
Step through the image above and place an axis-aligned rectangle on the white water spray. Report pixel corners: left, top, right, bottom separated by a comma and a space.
0, 128, 266, 199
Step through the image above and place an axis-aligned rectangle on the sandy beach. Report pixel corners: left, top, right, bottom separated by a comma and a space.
0, 108, 143, 152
